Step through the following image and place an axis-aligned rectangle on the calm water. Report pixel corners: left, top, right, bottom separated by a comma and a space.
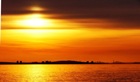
0, 64, 140, 82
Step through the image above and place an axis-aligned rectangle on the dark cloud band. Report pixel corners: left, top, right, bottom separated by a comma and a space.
2, 0, 140, 29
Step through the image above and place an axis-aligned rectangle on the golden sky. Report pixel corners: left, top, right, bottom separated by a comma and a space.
1, 0, 140, 62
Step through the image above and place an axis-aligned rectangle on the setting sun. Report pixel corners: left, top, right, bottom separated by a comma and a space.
20, 18, 51, 28
16, 14, 52, 28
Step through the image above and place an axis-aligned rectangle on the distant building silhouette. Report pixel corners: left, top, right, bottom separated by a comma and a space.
42, 61, 45, 64
16, 61, 19, 64
20, 61, 22, 64
86, 61, 89, 64
91, 61, 94, 64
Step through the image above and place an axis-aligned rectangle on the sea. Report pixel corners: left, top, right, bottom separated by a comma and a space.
0, 64, 140, 82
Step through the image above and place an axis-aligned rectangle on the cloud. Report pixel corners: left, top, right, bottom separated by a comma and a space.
2, 0, 140, 29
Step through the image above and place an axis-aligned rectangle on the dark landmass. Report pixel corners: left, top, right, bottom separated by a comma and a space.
0, 60, 140, 64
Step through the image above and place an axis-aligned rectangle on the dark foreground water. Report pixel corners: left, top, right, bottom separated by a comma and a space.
0, 64, 140, 82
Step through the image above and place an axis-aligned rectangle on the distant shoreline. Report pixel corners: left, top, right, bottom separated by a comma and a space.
0, 63, 139, 65
0, 60, 140, 65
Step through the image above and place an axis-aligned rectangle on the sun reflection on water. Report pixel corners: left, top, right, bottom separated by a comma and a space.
23, 65, 50, 82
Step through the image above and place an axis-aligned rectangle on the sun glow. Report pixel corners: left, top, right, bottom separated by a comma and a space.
2, 13, 82, 29
16, 14, 52, 28
30, 6, 44, 11
21, 18, 50, 28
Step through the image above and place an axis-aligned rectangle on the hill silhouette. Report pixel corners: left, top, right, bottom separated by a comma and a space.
0, 60, 140, 64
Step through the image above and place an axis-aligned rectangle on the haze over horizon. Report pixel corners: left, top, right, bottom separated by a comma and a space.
1, 0, 140, 62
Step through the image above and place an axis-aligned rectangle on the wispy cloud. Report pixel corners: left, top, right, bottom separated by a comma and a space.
2, 0, 140, 29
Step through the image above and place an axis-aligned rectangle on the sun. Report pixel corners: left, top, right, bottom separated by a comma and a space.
22, 18, 49, 27
16, 14, 52, 28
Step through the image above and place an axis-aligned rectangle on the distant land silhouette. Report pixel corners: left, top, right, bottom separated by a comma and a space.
0, 60, 140, 64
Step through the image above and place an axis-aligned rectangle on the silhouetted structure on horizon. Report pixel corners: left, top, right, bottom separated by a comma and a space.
0, 60, 140, 64
16, 61, 22, 64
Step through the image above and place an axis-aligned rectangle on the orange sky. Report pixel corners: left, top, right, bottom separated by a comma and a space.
1, 0, 140, 62
1, 16, 140, 62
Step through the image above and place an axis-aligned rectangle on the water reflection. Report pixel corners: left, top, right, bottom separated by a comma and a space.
24, 65, 48, 82
0, 65, 140, 82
